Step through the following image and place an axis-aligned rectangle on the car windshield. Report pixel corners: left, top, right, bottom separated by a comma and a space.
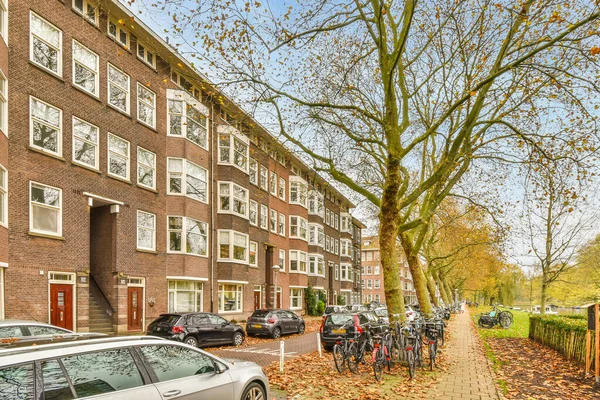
325, 314, 352, 326
374, 309, 388, 317
251, 310, 270, 318
154, 315, 181, 325
324, 307, 337, 314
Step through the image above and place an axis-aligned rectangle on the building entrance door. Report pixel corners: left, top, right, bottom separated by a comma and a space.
50, 284, 73, 330
127, 286, 143, 331
253, 286, 261, 310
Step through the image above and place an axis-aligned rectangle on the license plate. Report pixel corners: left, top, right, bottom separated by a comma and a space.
253, 324, 262, 328
332, 329, 346, 335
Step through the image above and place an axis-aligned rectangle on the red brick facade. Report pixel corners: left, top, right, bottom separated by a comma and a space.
3, 0, 363, 333
0, 0, 8, 319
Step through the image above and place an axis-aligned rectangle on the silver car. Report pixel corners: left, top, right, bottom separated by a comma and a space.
0, 319, 73, 338
0, 336, 269, 399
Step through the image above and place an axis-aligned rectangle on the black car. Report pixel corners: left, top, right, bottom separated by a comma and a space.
147, 312, 245, 347
320, 311, 385, 351
323, 305, 346, 316
246, 309, 305, 338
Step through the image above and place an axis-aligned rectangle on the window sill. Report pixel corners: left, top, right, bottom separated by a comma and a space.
217, 259, 249, 265
137, 249, 158, 255
71, 9, 101, 30
29, 61, 64, 82
249, 265, 259, 269
136, 56, 158, 72
166, 252, 209, 259
28, 231, 65, 241
107, 174, 132, 185
28, 147, 65, 162
219, 310, 243, 314
72, 162, 101, 174
289, 271, 308, 275
137, 184, 158, 193
107, 103, 132, 118
137, 119, 158, 133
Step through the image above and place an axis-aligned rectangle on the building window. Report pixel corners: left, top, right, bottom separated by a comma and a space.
335, 264, 339, 280
269, 171, 277, 196
374, 294, 380, 302
107, 64, 130, 114
309, 224, 324, 247
72, 117, 98, 169
30, 182, 62, 236
335, 239, 339, 255
334, 214, 339, 230
218, 230, 249, 263
249, 200, 258, 226
73, 0, 98, 24
374, 266, 380, 275
71, 40, 99, 97
308, 255, 325, 277
278, 213, 286, 236
170, 71, 202, 100
374, 251, 380, 261
289, 216, 308, 241
341, 264, 351, 282
218, 131, 248, 172
249, 158, 258, 185
278, 177, 285, 200
218, 182, 248, 218
366, 252, 373, 261
167, 158, 208, 203
366, 266, 372, 275
0, 70, 6, 135
218, 284, 243, 313
341, 214, 351, 233
325, 209, 331, 226
341, 239, 352, 257
137, 210, 156, 251
0, 0, 7, 42
249, 241, 258, 267
325, 236, 330, 252
107, 133, 130, 180
374, 280, 381, 289
259, 165, 268, 191
289, 178, 308, 207
167, 94, 208, 150
308, 191, 324, 218
367, 279, 372, 289
168, 281, 203, 313
269, 209, 277, 233
290, 289, 303, 310
289, 250, 307, 273
137, 83, 156, 128
108, 19, 129, 48
260, 205, 268, 230
278, 249, 285, 271
137, 147, 156, 190
168, 216, 208, 256
137, 42, 156, 68
0, 164, 6, 226
30, 12, 62, 75
30, 97, 62, 157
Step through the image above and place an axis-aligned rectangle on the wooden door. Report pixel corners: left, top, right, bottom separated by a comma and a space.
254, 290, 261, 310
50, 284, 73, 330
128, 287, 143, 331
276, 289, 282, 308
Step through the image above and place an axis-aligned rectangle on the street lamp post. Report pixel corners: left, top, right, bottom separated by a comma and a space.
272, 265, 281, 308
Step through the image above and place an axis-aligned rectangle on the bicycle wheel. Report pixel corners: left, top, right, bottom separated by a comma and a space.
373, 349, 383, 381
407, 349, 416, 379
429, 342, 436, 371
390, 339, 401, 363
499, 313, 512, 328
415, 341, 423, 369
347, 341, 361, 374
333, 344, 347, 373
384, 344, 391, 372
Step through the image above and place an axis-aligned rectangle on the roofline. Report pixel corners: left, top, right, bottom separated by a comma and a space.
111, 1, 356, 209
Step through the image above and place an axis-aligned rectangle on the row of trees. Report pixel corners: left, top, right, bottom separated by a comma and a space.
137, 0, 600, 318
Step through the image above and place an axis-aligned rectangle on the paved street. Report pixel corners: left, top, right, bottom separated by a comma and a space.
208, 332, 321, 367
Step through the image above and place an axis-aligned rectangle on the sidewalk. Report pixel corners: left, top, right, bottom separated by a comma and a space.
423, 309, 500, 400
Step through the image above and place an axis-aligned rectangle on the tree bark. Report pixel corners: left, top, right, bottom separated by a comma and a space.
400, 232, 433, 316
540, 275, 548, 315
425, 271, 439, 307
433, 269, 450, 305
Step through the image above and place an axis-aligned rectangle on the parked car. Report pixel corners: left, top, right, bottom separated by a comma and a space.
246, 309, 305, 339
0, 336, 269, 400
405, 305, 416, 322
323, 305, 345, 316
147, 312, 245, 347
320, 311, 386, 351
373, 307, 389, 324
0, 320, 73, 339
346, 304, 368, 312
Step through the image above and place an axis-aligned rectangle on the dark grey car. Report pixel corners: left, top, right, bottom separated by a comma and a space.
246, 309, 305, 338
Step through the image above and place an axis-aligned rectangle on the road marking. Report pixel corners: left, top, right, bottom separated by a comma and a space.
218, 348, 298, 357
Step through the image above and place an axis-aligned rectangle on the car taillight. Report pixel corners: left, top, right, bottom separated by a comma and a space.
374, 343, 380, 348
353, 315, 363, 334
171, 326, 185, 334
406, 346, 413, 351
267, 318, 276, 324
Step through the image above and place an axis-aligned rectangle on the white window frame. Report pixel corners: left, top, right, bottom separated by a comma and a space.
278, 213, 286, 236
308, 190, 324, 218
72, 40, 99, 97
72, 116, 99, 170
167, 157, 209, 204
325, 236, 330, 252
341, 239, 352, 257
137, 82, 156, 129
137, 41, 156, 69
137, 146, 156, 190
30, 12, 63, 76
290, 288, 303, 310
367, 279, 372, 289
217, 125, 249, 173
374, 266, 380, 275
136, 210, 156, 251
289, 250, 308, 274
325, 209, 331, 226
167, 216, 209, 257
218, 230, 249, 264
308, 254, 325, 277
259, 165, 268, 191
167, 89, 209, 150
29, 96, 62, 157
269, 171, 277, 196
289, 216, 308, 241
278, 177, 285, 200
218, 181, 249, 218
0, 69, 6, 136
260, 204, 268, 230
341, 264, 351, 282
0, 0, 7, 44
341, 213, 352, 233
334, 214, 339, 230
249, 158, 258, 185
107, 132, 130, 181
267, 209, 276, 233
0, 164, 6, 227
308, 223, 324, 248
168, 280, 204, 313
29, 181, 62, 237
335, 239, 339, 255
218, 284, 243, 313
249, 200, 258, 226
335, 264, 339, 281
72, 0, 98, 25
249, 241, 258, 267
374, 279, 381, 289
107, 63, 130, 114
107, 18, 130, 48
289, 177, 308, 207
278, 249, 286, 272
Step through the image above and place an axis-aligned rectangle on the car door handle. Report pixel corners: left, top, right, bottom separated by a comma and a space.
163, 389, 181, 397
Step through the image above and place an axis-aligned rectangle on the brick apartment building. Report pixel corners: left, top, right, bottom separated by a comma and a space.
1, 0, 364, 334
361, 236, 417, 305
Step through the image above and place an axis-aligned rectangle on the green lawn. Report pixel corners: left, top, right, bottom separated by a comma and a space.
471, 306, 530, 339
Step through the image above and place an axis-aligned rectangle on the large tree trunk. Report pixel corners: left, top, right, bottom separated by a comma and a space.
400, 232, 433, 316
433, 269, 449, 305
425, 271, 439, 307
540, 275, 548, 315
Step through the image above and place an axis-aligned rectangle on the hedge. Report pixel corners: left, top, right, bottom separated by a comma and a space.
529, 315, 593, 366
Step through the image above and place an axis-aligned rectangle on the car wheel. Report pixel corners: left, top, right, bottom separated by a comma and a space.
233, 331, 244, 346
184, 336, 198, 347
272, 327, 281, 339
242, 382, 266, 400
298, 324, 305, 335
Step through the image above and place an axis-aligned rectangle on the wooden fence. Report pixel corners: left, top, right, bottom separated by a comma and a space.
529, 315, 594, 367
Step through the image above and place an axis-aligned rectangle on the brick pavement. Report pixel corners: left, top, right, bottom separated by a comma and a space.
422, 309, 500, 400
207, 331, 320, 367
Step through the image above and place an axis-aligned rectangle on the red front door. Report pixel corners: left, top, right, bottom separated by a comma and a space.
128, 287, 143, 331
254, 290, 261, 310
50, 284, 73, 330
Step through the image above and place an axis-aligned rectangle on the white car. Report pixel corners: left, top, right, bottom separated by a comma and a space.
405, 305, 416, 322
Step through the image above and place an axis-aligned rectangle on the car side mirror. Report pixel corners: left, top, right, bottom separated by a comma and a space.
214, 361, 228, 374
378, 318, 384, 323
221, 321, 229, 326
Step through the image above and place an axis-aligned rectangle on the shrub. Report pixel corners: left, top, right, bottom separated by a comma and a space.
304, 285, 319, 316
240, 319, 247, 323
337, 295, 346, 306
317, 300, 325, 315
230, 319, 238, 324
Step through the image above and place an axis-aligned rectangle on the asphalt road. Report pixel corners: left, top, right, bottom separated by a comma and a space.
208, 332, 321, 367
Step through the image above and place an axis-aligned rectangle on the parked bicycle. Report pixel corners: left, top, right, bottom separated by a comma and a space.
424, 319, 443, 371
332, 321, 356, 373
478, 304, 513, 329
371, 329, 391, 381
402, 321, 423, 379
347, 326, 374, 374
